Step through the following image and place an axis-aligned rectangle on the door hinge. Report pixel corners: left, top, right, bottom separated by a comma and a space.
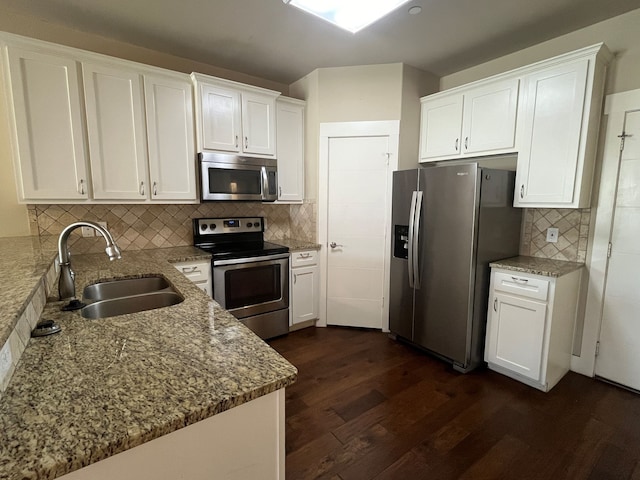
607, 242, 612, 258
618, 131, 632, 152
595, 341, 600, 356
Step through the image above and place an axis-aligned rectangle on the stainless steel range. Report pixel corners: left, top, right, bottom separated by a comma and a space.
193, 217, 289, 339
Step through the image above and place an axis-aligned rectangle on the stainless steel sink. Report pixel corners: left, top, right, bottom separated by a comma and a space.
82, 276, 172, 301
80, 276, 184, 319
81, 292, 184, 319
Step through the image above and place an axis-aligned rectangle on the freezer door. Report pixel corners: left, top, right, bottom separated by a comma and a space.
414, 164, 480, 365
389, 169, 418, 340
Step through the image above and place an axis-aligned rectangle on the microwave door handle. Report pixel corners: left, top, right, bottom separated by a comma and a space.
260, 167, 269, 200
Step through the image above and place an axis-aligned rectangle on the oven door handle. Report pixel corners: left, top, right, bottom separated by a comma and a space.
213, 252, 290, 267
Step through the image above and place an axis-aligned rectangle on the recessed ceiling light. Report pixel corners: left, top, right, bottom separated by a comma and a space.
408, 6, 422, 15
284, 0, 412, 34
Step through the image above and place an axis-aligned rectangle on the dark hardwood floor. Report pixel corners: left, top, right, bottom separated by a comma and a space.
268, 326, 640, 480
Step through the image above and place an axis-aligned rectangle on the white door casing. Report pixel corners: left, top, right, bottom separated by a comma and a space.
575, 88, 640, 378
319, 121, 399, 331
594, 109, 640, 390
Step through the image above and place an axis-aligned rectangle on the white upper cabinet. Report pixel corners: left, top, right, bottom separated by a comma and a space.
83, 61, 149, 200
199, 83, 242, 152
419, 78, 519, 162
4, 45, 89, 201
462, 78, 519, 155
242, 91, 276, 156
276, 97, 305, 203
514, 47, 609, 208
192, 73, 279, 158
144, 73, 196, 201
419, 93, 463, 160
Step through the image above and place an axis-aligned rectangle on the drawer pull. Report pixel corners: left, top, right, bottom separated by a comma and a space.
511, 276, 529, 284
494, 297, 497, 312
182, 266, 199, 274
298, 253, 311, 259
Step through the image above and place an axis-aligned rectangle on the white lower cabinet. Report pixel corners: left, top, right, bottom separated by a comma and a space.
485, 267, 582, 392
58, 389, 285, 480
290, 250, 319, 327
172, 259, 212, 297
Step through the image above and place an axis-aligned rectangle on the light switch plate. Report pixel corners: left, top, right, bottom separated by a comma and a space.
546, 227, 559, 243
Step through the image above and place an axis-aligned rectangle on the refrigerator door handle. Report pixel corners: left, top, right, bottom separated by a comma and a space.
407, 191, 418, 288
413, 191, 424, 290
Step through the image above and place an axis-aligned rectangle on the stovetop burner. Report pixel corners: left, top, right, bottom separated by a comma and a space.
192, 217, 289, 260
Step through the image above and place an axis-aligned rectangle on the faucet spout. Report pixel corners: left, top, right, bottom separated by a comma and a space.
58, 221, 122, 307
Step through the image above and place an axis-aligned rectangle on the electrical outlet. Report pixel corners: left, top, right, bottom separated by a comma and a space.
81, 226, 94, 237
546, 227, 559, 243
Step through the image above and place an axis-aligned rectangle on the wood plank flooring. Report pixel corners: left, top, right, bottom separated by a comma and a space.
268, 326, 640, 480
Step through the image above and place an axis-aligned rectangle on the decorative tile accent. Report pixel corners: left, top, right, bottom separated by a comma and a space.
28, 203, 304, 253
520, 208, 590, 262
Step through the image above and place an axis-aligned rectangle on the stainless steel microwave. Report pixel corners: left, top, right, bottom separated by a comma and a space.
199, 152, 278, 202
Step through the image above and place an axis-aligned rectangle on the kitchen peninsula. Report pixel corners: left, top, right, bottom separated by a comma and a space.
0, 237, 297, 480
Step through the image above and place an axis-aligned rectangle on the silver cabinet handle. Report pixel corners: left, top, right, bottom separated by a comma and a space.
494, 297, 498, 312
455, 138, 459, 151
511, 276, 529, 284
298, 253, 311, 259
465, 136, 468, 150
78, 179, 85, 195
279, 186, 282, 198
139, 181, 145, 196
245, 136, 249, 149
329, 242, 343, 249
152, 181, 157, 196
182, 266, 199, 274
294, 273, 297, 284
520, 184, 524, 199
235, 135, 239, 149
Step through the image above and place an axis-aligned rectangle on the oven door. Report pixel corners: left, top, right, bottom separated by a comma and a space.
213, 253, 289, 318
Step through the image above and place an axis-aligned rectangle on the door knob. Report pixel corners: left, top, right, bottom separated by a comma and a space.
329, 242, 343, 249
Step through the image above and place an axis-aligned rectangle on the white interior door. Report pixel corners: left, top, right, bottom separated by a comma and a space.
596, 109, 640, 391
319, 122, 398, 330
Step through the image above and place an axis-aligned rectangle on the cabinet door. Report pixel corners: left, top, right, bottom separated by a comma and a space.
462, 78, 519, 155
515, 59, 589, 207
486, 292, 547, 381
419, 93, 463, 161
276, 99, 304, 202
241, 91, 276, 156
6, 46, 88, 200
200, 83, 241, 153
83, 62, 148, 200
291, 265, 318, 325
144, 73, 196, 201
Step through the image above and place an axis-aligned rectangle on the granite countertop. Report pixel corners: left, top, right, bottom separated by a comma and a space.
0, 245, 297, 479
274, 237, 321, 252
490, 255, 584, 277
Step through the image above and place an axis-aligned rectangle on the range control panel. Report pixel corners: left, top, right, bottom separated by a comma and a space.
195, 217, 264, 235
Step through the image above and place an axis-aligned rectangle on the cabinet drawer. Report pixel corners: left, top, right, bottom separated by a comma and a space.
493, 271, 549, 301
291, 250, 317, 267
173, 260, 210, 282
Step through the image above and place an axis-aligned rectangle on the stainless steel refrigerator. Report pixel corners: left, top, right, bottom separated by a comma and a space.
390, 162, 522, 372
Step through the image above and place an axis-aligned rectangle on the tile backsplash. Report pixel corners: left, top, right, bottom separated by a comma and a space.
520, 208, 590, 262
28, 201, 317, 254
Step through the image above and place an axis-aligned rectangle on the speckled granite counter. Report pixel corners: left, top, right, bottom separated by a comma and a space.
274, 238, 321, 252
0, 245, 297, 480
490, 255, 584, 277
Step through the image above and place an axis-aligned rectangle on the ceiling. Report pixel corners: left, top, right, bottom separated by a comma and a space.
2, 0, 640, 85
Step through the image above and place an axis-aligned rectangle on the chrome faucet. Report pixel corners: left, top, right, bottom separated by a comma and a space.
58, 221, 122, 309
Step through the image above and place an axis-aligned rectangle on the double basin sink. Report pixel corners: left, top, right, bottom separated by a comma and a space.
81, 276, 184, 319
